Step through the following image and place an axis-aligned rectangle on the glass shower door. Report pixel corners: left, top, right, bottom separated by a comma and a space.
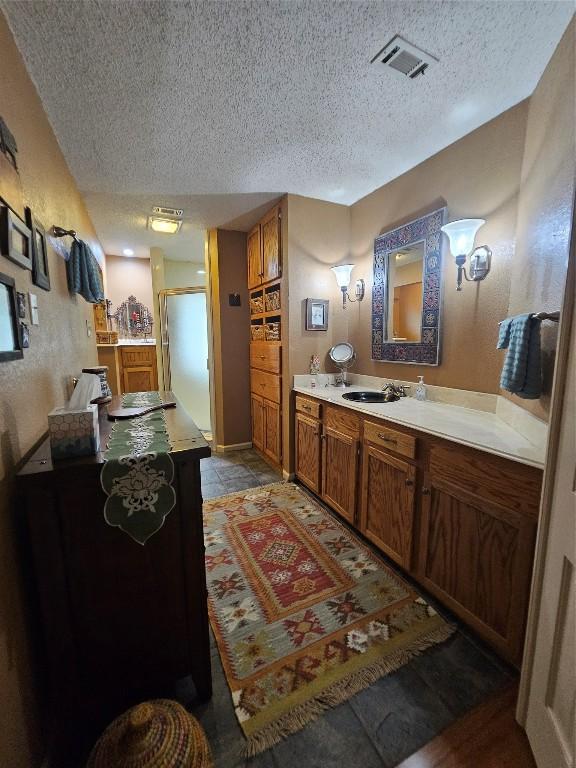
160, 289, 211, 432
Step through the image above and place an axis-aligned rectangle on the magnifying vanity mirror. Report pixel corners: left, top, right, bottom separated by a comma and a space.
329, 341, 356, 387
372, 207, 446, 366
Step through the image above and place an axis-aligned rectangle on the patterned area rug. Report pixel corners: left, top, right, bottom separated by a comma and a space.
203, 482, 454, 756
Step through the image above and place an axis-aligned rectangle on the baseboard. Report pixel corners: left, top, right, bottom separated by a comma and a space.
214, 441, 253, 454
283, 470, 295, 481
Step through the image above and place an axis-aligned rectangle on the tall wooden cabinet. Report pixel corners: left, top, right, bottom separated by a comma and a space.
248, 204, 283, 468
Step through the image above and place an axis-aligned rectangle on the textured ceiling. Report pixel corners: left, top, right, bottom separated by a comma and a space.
2, 0, 573, 260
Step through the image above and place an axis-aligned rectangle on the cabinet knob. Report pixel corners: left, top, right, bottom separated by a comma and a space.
422, 487, 430, 495
405, 479, 414, 487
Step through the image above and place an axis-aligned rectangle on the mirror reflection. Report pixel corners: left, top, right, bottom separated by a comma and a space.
386, 241, 424, 342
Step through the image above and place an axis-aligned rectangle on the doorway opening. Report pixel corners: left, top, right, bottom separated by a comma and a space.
159, 287, 212, 440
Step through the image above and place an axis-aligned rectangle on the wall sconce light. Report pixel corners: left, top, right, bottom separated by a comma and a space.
440, 219, 492, 291
331, 264, 365, 308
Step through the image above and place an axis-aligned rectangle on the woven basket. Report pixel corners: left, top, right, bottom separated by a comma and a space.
87, 700, 213, 768
264, 289, 280, 312
249, 295, 264, 314
265, 321, 280, 341
250, 325, 266, 341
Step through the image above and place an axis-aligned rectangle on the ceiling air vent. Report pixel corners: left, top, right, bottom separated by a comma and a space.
152, 205, 184, 218
372, 35, 438, 79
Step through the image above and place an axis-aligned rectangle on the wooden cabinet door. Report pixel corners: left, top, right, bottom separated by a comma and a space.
122, 365, 157, 393
360, 444, 416, 569
247, 224, 262, 289
261, 205, 281, 284
321, 427, 358, 524
251, 393, 264, 451
418, 476, 537, 664
263, 398, 281, 465
295, 413, 321, 494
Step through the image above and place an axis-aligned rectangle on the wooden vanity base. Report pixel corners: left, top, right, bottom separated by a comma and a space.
294, 394, 542, 666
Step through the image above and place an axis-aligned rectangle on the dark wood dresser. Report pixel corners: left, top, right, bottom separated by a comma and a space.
17, 393, 211, 761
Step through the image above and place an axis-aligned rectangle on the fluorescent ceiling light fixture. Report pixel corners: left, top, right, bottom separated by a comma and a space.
122, 248, 134, 256
148, 216, 182, 234
197, 269, 206, 274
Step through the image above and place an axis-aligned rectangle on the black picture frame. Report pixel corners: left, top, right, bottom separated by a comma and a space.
0, 271, 24, 361
305, 298, 329, 331
25, 208, 50, 291
0, 203, 32, 270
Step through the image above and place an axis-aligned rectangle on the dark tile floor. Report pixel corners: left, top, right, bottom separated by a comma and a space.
189, 456, 516, 768
200, 448, 283, 498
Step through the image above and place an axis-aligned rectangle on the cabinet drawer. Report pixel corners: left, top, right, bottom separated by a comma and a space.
324, 404, 361, 438
250, 368, 281, 404
121, 346, 156, 366
295, 395, 321, 419
250, 342, 281, 374
429, 443, 542, 516
363, 421, 416, 459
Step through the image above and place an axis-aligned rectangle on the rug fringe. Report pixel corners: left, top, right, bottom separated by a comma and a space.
243, 622, 456, 758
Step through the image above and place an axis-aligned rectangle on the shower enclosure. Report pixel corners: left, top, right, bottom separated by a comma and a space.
159, 287, 211, 433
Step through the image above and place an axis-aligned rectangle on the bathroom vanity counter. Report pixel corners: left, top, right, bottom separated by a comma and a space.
293, 383, 544, 469
292, 384, 544, 665
96, 340, 159, 394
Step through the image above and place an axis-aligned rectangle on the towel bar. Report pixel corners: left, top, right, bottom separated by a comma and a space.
499, 311, 560, 325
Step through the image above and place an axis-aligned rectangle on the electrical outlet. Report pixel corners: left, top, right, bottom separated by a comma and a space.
86, 319, 92, 338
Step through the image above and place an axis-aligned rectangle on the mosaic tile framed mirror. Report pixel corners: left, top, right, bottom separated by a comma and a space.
372, 207, 446, 365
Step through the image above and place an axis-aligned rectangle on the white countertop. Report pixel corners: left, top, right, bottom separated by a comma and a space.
294, 383, 545, 469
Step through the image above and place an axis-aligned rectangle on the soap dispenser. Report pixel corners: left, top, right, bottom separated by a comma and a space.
415, 375, 427, 402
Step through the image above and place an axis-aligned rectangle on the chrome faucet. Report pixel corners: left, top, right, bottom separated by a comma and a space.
382, 382, 410, 398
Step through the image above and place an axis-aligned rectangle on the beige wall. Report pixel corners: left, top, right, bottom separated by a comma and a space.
105, 254, 153, 317
0, 14, 103, 768
208, 229, 251, 448
505, 19, 575, 420
282, 195, 351, 468
164, 259, 206, 290
348, 101, 528, 392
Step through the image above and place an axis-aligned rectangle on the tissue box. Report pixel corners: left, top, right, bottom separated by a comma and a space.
48, 404, 100, 460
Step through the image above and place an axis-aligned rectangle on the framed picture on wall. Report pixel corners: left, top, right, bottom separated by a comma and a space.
305, 298, 329, 331
25, 208, 51, 290
0, 203, 32, 270
0, 271, 24, 361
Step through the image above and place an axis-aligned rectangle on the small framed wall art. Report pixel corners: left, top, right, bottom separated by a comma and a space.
0, 203, 32, 270
16, 291, 26, 318
305, 298, 329, 331
20, 321, 30, 348
25, 208, 50, 290
0, 271, 24, 361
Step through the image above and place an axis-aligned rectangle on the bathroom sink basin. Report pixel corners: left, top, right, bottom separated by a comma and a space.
342, 391, 389, 403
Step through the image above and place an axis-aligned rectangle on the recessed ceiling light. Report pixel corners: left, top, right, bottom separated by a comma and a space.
123, 248, 134, 256
197, 269, 206, 275
148, 216, 182, 234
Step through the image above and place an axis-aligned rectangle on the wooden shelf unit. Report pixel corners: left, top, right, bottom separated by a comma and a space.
248, 207, 283, 468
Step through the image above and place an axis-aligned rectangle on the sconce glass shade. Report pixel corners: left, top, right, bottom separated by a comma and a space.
331, 264, 355, 289
440, 219, 485, 256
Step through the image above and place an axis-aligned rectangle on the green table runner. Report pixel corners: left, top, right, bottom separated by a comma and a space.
101, 392, 176, 545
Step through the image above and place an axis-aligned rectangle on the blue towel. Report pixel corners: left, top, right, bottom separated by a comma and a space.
497, 314, 542, 399
66, 240, 104, 303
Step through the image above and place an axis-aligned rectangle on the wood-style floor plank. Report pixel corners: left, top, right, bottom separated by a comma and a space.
397, 685, 536, 768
